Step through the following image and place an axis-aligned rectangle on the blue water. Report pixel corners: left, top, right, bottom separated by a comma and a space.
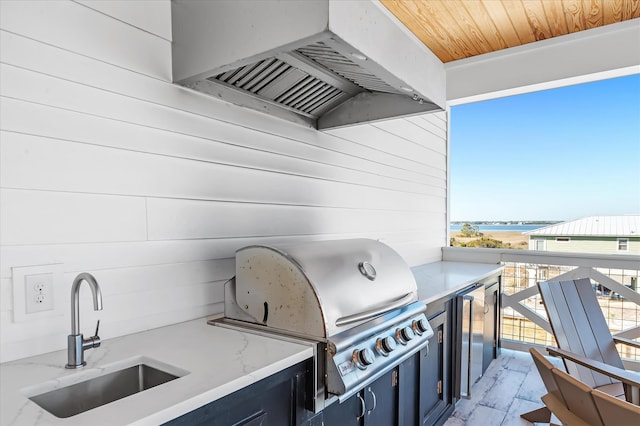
450, 224, 549, 232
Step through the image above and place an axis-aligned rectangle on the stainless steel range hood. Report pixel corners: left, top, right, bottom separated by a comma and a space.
171, 0, 445, 130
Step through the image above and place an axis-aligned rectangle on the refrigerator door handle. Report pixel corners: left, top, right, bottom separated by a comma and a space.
463, 294, 474, 398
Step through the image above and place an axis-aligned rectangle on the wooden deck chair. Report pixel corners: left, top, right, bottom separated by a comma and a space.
521, 348, 567, 424
538, 278, 640, 404
551, 367, 604, 426
591, 388, 640, 425
527, 350, 640, 426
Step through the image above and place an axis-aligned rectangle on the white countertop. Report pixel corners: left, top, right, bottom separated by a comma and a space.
2, 261, 501, 426
412, 261, 504, 304
1, 318, 314, 426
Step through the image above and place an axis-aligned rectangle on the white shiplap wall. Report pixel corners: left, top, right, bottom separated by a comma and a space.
0, 0, 448, 362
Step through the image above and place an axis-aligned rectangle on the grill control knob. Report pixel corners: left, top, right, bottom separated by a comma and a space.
396, 326, 415, 345
412, 318, 430, 335
353, 348, 375, 370
375, 336, 397, 356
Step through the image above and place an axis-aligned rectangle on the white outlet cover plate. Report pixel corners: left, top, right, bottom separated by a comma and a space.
25, 273, 55, 313
12, 264, 64, 322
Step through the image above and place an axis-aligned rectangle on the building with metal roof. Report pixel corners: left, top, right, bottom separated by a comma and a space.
524, 215, 640, 254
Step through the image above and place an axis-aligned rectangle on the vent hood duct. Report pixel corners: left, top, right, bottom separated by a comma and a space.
171, 0, 445, 130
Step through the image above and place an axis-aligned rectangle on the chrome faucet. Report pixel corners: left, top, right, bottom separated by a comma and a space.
66, 273, 103, 369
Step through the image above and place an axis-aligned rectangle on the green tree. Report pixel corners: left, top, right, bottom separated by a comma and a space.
466, 237, 509, 248
460, 223, 479, 237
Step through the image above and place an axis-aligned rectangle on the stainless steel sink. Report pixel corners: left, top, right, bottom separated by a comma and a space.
29, 363, 181, 418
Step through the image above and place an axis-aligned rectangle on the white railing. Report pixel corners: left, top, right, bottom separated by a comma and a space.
443, 247, 640, 368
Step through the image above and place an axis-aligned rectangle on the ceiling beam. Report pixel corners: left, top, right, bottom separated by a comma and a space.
445, 19, 640, 105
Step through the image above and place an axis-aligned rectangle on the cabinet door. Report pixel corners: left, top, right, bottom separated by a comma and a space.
398, 352, 419, 426
365, 368, 398, 426
322, 368, 399, 426
321, 393, 363, 426
164, 359, 311, 426
420, 308, 452, 426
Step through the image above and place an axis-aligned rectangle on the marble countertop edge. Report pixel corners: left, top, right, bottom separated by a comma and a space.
1, 318, 314, 426
412, 261, 504, 304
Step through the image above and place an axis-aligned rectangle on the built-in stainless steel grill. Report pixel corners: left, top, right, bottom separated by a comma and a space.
213, 239, 433, 411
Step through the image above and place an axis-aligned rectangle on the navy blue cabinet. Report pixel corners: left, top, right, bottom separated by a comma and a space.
420, 307, 453, 426
413, 295, 455, 426
163, 286, 488, 426
164, 358, 313, 426
321, 390, 362, 426
321, 368, 399, 426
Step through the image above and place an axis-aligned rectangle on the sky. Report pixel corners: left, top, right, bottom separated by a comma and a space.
449, 73, 640, 222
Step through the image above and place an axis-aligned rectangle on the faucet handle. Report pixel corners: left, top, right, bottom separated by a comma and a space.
82, 320, 101, 351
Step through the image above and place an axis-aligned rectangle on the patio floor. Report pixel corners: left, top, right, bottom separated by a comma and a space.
443, 348, 561, 426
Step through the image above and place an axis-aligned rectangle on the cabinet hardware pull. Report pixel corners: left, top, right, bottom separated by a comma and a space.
357, 394, 366, 420
367, 387, 377, 414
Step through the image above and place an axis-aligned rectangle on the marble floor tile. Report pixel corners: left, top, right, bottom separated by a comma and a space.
443, 348, 548, 426
501, 398, 545, 426
480, 369, 528, 412
515, 369, 546, 402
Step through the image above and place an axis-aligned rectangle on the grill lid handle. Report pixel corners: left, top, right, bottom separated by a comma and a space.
335, 292, 416, 327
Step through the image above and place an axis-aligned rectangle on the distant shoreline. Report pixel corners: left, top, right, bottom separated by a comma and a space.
450, 223, 550, 233
450, 221, 559, 225
450, 230, 530, 249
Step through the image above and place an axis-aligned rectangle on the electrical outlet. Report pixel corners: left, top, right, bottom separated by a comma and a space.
12, 264, 64, 322
25, 273, 54, 313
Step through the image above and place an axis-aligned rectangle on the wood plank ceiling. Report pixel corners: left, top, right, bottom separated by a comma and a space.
380, 0, 640, 62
